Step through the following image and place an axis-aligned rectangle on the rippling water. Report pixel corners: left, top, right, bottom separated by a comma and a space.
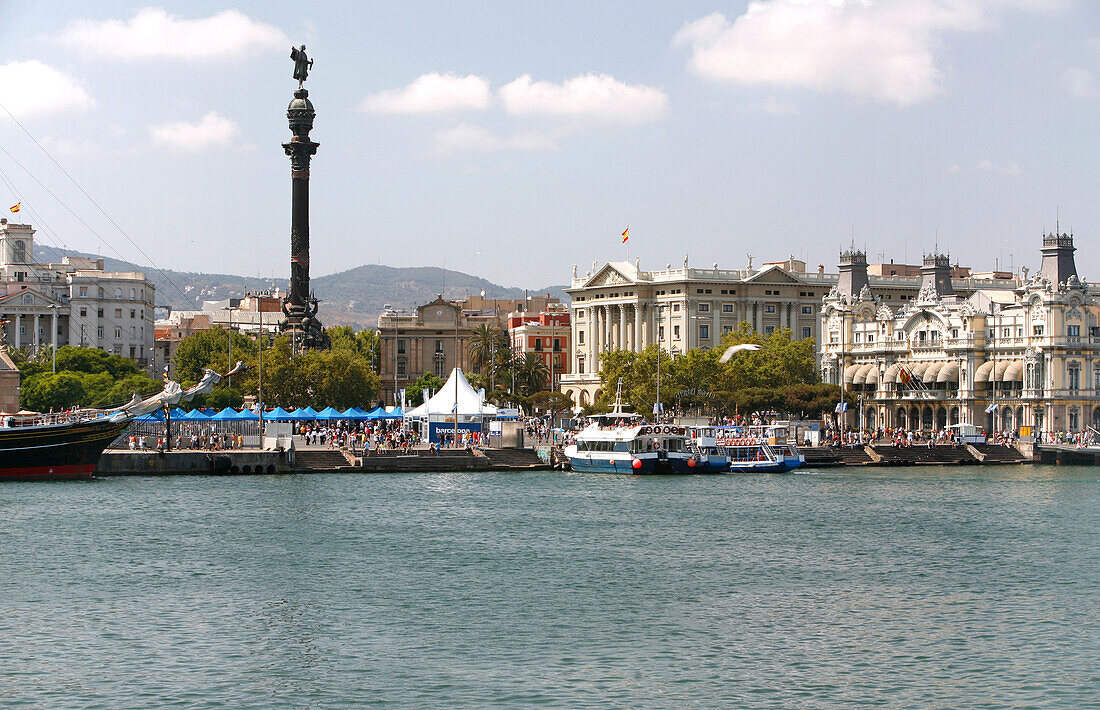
1, 466, 1097, 708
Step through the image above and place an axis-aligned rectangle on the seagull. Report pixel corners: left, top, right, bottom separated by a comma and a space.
718, 343, 762, 363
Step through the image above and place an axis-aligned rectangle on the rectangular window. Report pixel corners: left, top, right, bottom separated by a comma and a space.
1002, 327, 1011, 337
724, 325, 734, 333
130, 310, 136, 319
764, 325, 775, 335
673, 325, 680, 340
1068, 325, 1080, 336
578, 331, 584, 344
97, 309, 104, 318
115, 309, 122, 318
658, 325, 665, 341
699, 324, 710, 340
97, 326, 103, 338
114, 327, 122, 339
1033, 325, 1044, 336
801, 305, 812, 314
80, 308, 87, 317
1068, 366, 1080, 391
722, 304, 733, 313
79, 287, 88, 297
435, 339, 444, 353
765, 305, 775, 314
698, 303, 709, 313
802, 326, 812, 339
672, 304, 680, 312
534, 339, 543, 351
397, 359, 406, 376
578, 358, 585, 374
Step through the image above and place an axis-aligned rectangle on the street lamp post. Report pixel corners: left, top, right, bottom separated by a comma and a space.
258, 310, 264, 447
223, 306, 238, 387
47, 303, 60, 373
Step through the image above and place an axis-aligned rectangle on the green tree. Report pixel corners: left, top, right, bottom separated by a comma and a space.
515, 353, 549, 396
406, 371, 445, 406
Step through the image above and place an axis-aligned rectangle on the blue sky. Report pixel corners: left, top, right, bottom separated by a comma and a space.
1, 1, 1098, 289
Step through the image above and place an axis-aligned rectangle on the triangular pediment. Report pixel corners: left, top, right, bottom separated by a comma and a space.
0, 287, 62, 308
743, 265, 806, 284
584, 263, 635, 288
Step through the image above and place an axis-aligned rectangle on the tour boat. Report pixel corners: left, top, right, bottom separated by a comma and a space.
690, 423, 805, 473
563, 383, 726, 474
0, 363, 244, 480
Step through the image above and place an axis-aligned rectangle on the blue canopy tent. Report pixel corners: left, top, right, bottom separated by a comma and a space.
299, 406, 320, 419
200, 408, 216, 416
169, 407, 187, 419
380, 407, 404, 419
180, 409, 209, 421
268, 407, 293, 421
364, 407, 386, 420
135, 410, 164, 422
209, 407, 239, 421
235, 408, 259, 420
285, 408, 312, 421
345, 407, 372, 420
315, 406, 344, 420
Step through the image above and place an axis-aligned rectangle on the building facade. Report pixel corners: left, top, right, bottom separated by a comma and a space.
819, 235, 1098, 435
154, 290, 285, 375
0, 219, 156, 365
507, 304, 570, 388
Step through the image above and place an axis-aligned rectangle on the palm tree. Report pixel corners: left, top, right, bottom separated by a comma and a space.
467, 324, 499, 375
517, 353, 550, 395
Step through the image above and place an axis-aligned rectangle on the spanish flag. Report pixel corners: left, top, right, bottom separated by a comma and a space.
899, 367, 911, 384
9, 202, 20, 213
621, 226, 629, 243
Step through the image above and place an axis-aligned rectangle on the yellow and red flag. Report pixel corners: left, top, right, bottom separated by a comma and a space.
899, 367, 911, 384
621, 227, 629, 243
9, 203, 20, 213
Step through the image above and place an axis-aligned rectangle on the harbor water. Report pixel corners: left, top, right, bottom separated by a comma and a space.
2, 466, 1097, 708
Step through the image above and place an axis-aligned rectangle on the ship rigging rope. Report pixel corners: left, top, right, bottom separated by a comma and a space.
0, 163, 76, 261
0, 101, 193, 309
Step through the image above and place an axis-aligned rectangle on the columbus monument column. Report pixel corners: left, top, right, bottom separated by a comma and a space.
280, 44, 328, 350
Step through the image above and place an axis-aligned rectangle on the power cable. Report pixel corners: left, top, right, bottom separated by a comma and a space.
0, 102, 195, 309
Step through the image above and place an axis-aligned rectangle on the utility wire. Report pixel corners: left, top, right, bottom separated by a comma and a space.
0, 163, 74, 264
0, 101, 194, 309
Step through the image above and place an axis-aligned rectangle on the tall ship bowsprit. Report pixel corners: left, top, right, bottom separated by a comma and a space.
0, 363, 244, 480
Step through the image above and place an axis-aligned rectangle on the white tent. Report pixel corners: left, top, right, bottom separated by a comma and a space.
405, 367, 498, 418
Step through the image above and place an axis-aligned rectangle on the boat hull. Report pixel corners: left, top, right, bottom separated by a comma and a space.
728, 457, 804, 473
0, 419, 130, 480
567, 452, 727, 475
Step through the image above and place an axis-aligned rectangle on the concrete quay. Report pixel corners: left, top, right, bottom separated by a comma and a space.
95, 446, 548, 476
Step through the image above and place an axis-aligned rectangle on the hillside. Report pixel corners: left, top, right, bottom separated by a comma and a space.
36, 246, 568, 328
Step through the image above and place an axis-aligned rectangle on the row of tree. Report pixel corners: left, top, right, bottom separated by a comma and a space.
595, 324, 851, 418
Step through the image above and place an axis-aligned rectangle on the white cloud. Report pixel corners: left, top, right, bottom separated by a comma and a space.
946, 160, 1022, 176
359, 73, 491, 114
0, 61, 94, 117
432, 124, 559, 154
1063, 67, 1096, 99
674, 1, 1064, 106
58, 7, 287, 60
748, 96, 798, 115
499, 74, 668, 123
150, 112, 239, 151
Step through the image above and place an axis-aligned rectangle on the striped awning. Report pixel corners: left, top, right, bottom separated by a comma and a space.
863, 365, 879, 384
974, 360, 995, 382
852, 363, 875, 385
937, 362, 960, 382
922, 362, 943, 383
843, 364, 862, 384
994, 360, 1011, 380
1004, 360, 1024, 382
883, 363, 901, 382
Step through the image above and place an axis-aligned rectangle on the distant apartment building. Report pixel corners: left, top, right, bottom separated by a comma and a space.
0, 218, 155, 365
507, 303, 570, 388
154, 290, 284, 374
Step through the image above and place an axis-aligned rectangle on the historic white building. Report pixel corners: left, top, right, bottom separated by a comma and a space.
820, 234, 1099, 434
0, 219, 155, 365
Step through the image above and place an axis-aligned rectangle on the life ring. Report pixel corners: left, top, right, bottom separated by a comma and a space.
652, 439, 661, 450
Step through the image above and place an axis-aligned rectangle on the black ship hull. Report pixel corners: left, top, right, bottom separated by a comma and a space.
0, 418, 131, 480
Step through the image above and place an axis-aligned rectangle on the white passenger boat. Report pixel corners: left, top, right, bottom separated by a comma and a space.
563, 383, 726, 474
690, 423, 805, 473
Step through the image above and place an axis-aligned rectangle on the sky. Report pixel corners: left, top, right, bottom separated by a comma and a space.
1, 0, 1098, 291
